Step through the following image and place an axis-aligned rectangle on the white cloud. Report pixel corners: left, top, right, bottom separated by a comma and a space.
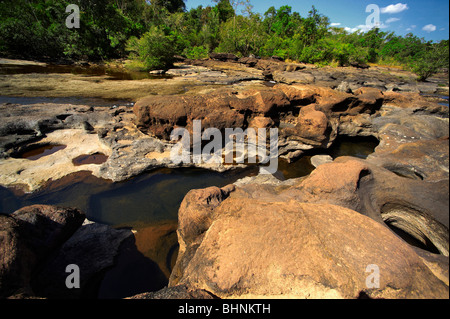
381, 3, 409, 14
422, 24, 437, 32
344, 23, 388, 34
386, 17, 401, 24
406, 25, 416, 31
330, 23, 341, 27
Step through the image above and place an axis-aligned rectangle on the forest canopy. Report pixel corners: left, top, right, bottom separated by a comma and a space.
0, 0, 448, 80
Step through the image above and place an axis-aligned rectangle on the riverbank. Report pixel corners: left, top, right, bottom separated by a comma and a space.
0, 57, 448, 299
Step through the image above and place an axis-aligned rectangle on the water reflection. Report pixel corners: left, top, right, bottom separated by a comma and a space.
0, 167, 258, 227
0, 63, 172, 81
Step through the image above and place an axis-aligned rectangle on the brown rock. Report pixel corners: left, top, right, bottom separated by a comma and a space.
273, 71, 315, 85
295, 105, 330, 143
170, 153, 449, 299
248, 117, 275, 129
173, 199, 448, 299
11, 205, 86, 256
0, 215, 35, 298
0, 205, 85, 298
209, 53, 238, 62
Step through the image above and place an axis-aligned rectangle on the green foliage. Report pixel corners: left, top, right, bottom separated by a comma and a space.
409, 41, 450, 81
1, 0, 448, 80
0, 0, 149, 60
215, 0, 235, 23
151, 0, 186, 13
183, 45, 209, 59
126, 26, 182, 70
217, 13, 265, 57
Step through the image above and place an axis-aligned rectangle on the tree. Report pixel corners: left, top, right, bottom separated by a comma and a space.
215, 0, 234, 23
151, 0, 186, 13
410, 40, 449, 81
300, 6, 329, 46
126, 25, 181, 70
217, 13, 265, 57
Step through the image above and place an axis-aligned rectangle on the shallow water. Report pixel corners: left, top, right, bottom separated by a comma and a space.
0, 167, 258, 226
278, 135, 379, 179
0, 62, 168, 107
18, 144, 67, 161
72, 153, 109, 166
0, 63, 171, 81
0, 95, 134, 108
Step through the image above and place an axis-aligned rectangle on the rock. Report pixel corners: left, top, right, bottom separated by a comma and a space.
177, 185, 235, 246
0, 128, 113, 192
165, 66, 208, 76
209, 53, 238, 62
0, 215, 35, 298
10, 205, 86, 257
0, 103, 114, 158
350, 61, 370, 69
32, 221, 133, 298
289, 157, 449, 255
271, 56, 285, 62
336, 81, 353, 93
248, 116, 275, 129
285, 64, 305, 72
149, 70, 166, 75
134, 83, 447, 165
273, 71, 315, 85
170, 150, 449, 299
385, 83, 401, 92
0, 205, 85, 298
310, 154, 333, 167
127, 285, 216, 299
172, 195, 448, 298
295, 105, 330, 144
133, 93, 246, 141
238, 57, 258, 67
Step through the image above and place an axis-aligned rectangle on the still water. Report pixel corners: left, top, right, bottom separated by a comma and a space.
0, 135, 379, 227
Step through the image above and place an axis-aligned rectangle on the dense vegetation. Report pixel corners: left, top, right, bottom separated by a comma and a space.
0, 0, 448, 80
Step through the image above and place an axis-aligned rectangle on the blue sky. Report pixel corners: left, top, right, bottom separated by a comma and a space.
185, 0, 449, 42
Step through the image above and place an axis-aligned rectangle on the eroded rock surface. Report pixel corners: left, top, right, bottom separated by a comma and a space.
170, 156, 449, 299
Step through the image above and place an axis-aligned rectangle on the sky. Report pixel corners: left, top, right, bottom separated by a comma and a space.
185, 0, 449, 42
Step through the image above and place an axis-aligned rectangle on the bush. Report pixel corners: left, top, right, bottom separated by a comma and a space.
183, 45, 210, 59
409, 41, 449, 81
126, 26, 180, 71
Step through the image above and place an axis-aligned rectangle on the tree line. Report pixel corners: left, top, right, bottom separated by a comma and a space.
0, 0, 448, 80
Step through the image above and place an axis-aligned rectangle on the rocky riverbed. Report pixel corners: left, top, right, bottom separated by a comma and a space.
0, 56, 449, 299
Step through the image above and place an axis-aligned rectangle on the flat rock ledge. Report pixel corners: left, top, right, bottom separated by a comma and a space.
1, 80, 447, 192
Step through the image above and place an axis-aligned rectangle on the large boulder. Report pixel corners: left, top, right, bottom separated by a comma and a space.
32, 221, 133, 299
170, 156, 449, 299
171, 194, 448, 299
0, 215, 35, 298
1, 205, 135, 299
11, 205, 86, 257
0, 205, 85, 298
